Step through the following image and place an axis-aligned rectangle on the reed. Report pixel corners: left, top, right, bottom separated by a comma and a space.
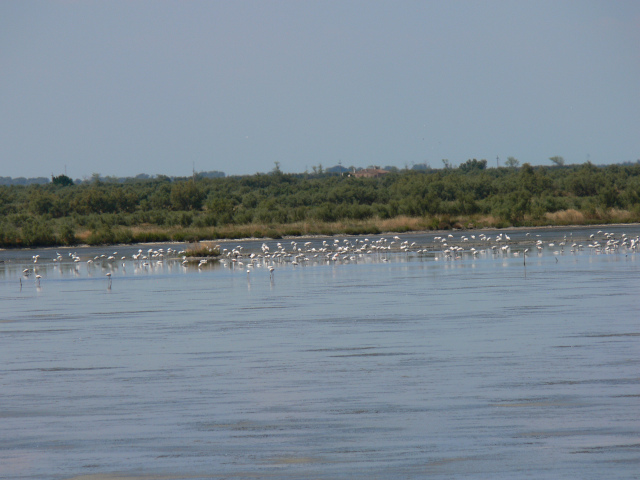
184, 241, 220, 257
544, 209, 586, 225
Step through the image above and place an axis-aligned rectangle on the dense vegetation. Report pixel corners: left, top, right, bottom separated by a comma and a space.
1, 162, 640, 248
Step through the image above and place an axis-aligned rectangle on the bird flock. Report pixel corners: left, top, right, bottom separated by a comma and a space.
214, 229, 640, 274
12, 229, 640, 288
18, 246, 186, 289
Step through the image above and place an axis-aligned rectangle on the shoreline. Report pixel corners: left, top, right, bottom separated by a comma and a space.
144, 221, 640, 244
2, 222, 639, 254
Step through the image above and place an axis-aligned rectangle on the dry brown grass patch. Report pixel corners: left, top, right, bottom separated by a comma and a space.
544, 209, 585, 224
474, 215, 501, 227
607, 209, 634, 222
75, 229, 92, 242
185, 241, 220, 257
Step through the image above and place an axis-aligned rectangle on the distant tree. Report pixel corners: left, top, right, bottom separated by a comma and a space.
326, 165, 350, 174
459, 158, 487, 173
29, 190, 54, 215
207, 197, 235, 224
170, 181, 205, 211
412, 162, 431, 171
441, 159, 451, 169
549, 156, 565, 167
51, 174, 74, 186
505, 157, 520, 168
272, 161, 282, 174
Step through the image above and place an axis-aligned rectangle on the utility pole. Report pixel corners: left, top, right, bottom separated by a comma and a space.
496, 156, 500, 168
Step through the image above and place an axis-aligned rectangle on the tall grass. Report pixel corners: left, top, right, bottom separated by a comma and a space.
184, 241, 221, 257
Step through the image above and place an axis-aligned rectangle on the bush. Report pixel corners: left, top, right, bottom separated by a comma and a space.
58, 220, 77, 245
20, 218, 56, 247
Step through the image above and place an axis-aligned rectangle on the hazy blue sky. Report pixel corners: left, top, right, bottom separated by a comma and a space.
2, 1, 639, 179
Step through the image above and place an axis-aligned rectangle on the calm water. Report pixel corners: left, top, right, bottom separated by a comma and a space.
1, 227, 639, 479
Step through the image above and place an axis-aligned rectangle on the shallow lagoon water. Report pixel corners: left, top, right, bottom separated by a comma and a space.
1, 227, 639, 479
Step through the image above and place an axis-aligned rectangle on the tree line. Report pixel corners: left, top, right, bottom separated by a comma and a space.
1, 161, 639, 248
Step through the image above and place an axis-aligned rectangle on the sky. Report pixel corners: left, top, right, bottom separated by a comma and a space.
1, 1, 639, 179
